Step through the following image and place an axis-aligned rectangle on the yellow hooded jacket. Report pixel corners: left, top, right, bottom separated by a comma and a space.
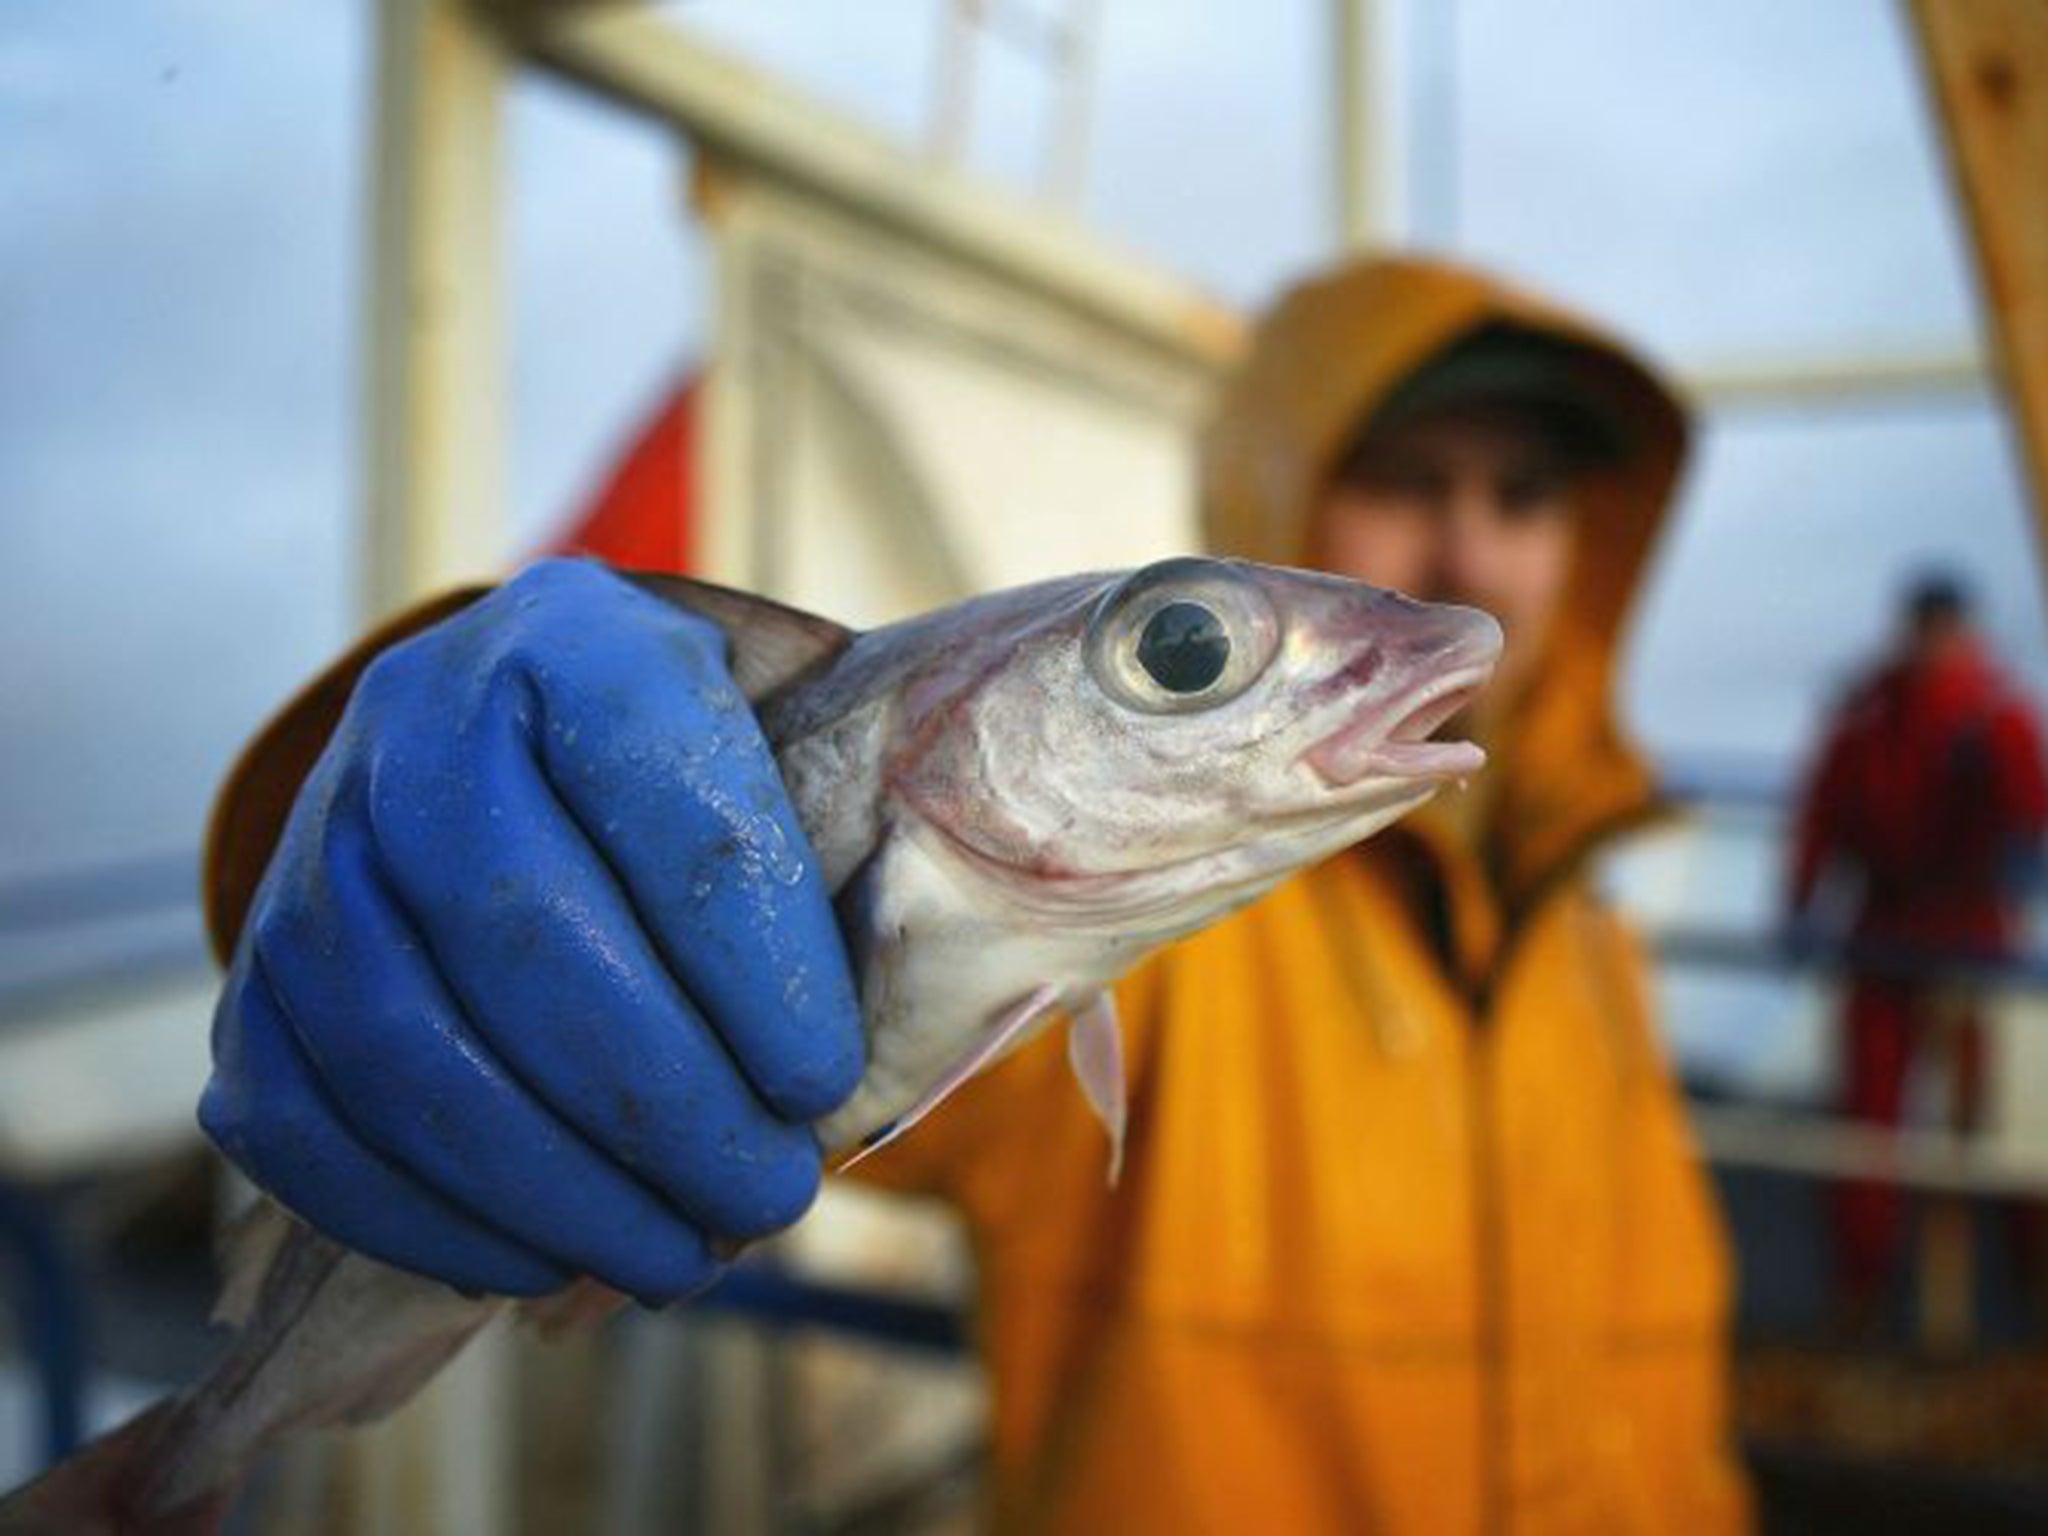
202, 257, 1748, 1534
847, 256, 1750, 1534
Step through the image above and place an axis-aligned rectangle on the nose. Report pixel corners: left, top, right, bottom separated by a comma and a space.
1420, 488, 1516, 607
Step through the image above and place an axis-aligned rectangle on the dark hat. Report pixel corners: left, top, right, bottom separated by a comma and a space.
1348, 322, 1637, 472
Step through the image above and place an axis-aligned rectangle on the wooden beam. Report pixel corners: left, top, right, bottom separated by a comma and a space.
1912, 0, 2048, 573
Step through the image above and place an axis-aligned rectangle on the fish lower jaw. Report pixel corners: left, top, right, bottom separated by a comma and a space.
1229, 779, 1441, 873
1326, 738, 1485, 783
1302, 665, 1492, 788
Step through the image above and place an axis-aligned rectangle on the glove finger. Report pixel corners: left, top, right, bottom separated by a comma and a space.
203, 950, 571, 1298
532, 576, 866, 1123
363, 687, 834, 1236
253, 789, 727, 1300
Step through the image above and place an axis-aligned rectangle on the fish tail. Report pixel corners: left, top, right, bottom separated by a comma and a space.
3, 1213, 497, 1532
0, 1398, 235, 1535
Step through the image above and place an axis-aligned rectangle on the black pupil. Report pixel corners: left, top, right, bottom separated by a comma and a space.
1136, 602, 1230, 694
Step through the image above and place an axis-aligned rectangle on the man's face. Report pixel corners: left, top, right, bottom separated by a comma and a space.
1906, 609, 1969, 669
1309, 402, 1580, 713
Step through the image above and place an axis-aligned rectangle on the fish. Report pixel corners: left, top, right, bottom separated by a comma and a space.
0, 555, 1500, 1532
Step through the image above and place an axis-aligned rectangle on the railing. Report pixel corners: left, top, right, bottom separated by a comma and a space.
4, 768, 2047, 1469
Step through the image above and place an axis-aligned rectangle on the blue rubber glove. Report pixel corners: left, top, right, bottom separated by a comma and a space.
200, 558, 867, 1302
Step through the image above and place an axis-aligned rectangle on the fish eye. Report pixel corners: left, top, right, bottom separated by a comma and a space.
1084, 558, 1280, 716
1137, 602, 1230, 693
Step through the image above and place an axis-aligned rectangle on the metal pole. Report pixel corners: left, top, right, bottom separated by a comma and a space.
339, 7, 515, 1533
1686, 348, 1992, 410
928, 0, 981, 170
502, 6, 1244, 363
363, 0, 510, 622
1042, 0, 1103, 208
1330, 0, 1375, 249
0, 1180, 83, 1468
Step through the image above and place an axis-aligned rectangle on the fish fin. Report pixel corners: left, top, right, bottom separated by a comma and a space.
335, 1324, 491, 1426
0, 1398, 230, 1535
211, 1198, 295, 1328
837, 983, 1062, 1172
1067, 990, 1127, 1186
622, 571, 856, 701
133, 1230, 498, 1520
517, 1279, 629, 1341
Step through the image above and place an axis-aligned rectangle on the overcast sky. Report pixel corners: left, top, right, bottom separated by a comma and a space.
3, 0, 2041, 895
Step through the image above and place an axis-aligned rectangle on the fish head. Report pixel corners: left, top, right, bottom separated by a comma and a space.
888, 556, 1503, 932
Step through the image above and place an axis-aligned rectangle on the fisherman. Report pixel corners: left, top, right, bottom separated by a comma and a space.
201, 255, 1749, 1531
1787, 571, 2048, 1329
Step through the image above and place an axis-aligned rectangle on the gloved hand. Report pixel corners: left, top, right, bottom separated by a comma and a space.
201, 558, 866, 1302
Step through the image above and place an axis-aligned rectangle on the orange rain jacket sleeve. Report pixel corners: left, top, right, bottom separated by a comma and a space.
203, 256, 1750, 1535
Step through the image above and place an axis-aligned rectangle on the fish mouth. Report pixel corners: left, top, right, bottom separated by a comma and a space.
1304, 666, 1492, 787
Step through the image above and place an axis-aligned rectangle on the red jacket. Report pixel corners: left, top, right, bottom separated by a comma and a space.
1791, 637, 2048, 953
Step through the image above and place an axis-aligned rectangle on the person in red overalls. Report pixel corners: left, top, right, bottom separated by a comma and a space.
1788, 571, 2048, 1322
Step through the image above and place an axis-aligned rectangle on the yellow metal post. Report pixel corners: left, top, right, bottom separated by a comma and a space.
1912, 0, 2048, 579
339, 4, 516, 1533
1912, 0, 2048, 1353
1330, 0, 1397, 251
364, 0, 510, 620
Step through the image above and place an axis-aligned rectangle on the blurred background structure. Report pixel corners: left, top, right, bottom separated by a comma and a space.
6, 0, 2048, 1530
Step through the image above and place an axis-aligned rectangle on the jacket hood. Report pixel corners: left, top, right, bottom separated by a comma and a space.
1201, 254, 1691, 910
